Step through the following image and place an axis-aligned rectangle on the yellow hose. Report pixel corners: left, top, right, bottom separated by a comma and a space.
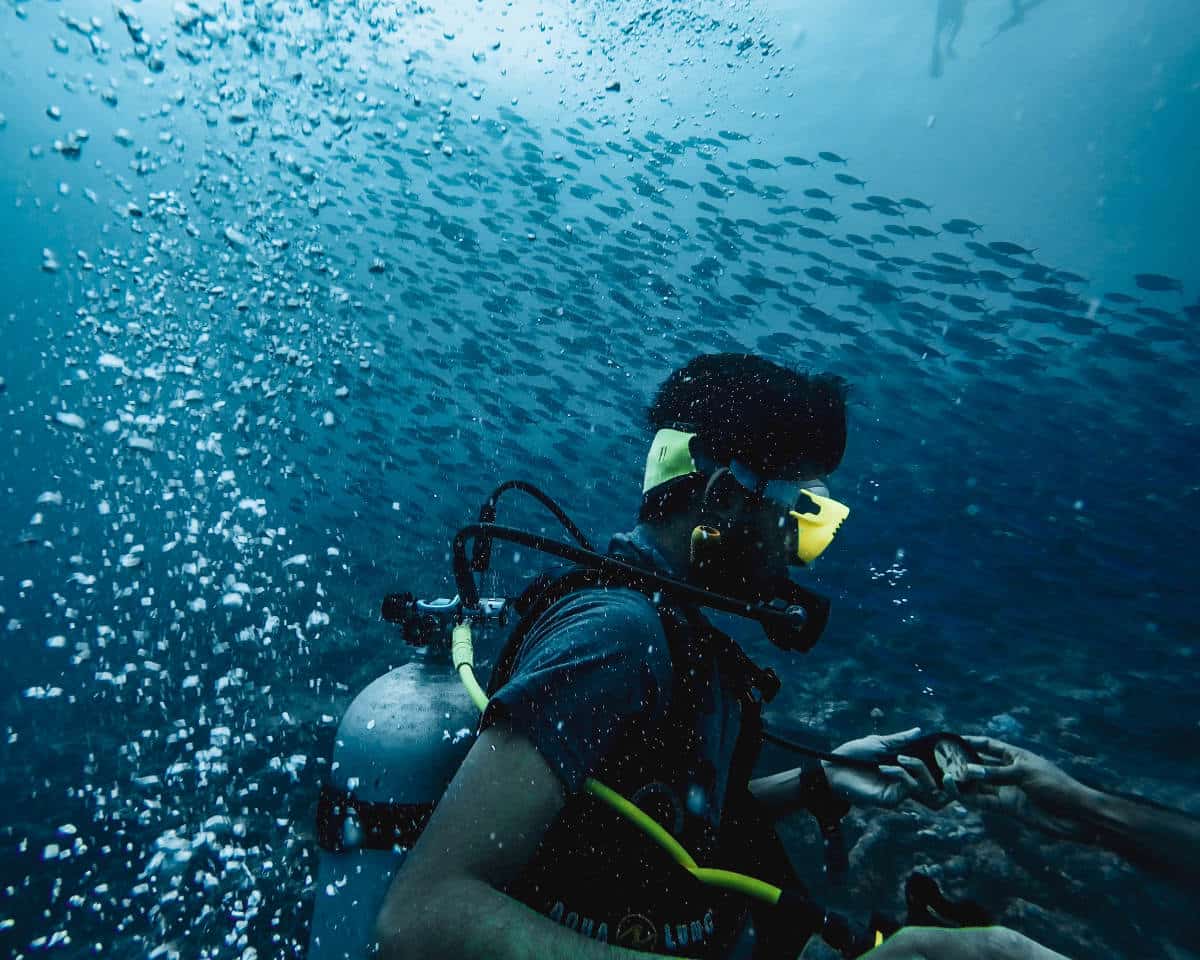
452, 623, 489, 712
454, 620, 783, 906
582, 778, 698, 871
689, 868, 781, 905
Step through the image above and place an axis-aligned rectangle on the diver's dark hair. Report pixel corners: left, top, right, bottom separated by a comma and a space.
641, 353, 849, 521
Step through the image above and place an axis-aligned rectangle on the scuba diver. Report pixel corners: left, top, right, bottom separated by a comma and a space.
313, 352, 1070, 960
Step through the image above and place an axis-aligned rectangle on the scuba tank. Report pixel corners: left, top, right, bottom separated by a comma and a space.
306, 596, 507, 960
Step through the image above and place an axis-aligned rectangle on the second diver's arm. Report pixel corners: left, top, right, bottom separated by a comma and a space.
958, 735, 1200, 883
1060, 780, 1200, 881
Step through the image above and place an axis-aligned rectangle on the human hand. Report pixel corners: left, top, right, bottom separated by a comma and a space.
823, 727, 949, 810
865, 925, 1070, 960
946, 736, 1091, 838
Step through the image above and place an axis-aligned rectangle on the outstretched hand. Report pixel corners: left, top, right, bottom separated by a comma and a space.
824, 727, 950, 810
945, 736, 1091, 837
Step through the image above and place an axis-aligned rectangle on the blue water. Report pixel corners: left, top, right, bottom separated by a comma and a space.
1, 1, 1197, 957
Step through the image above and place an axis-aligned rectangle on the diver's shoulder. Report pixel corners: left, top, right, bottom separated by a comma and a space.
521, 584, 673, 682
550, 583, 665, 630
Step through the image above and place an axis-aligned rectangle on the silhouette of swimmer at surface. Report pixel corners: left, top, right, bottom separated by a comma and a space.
985, 0, 1051, 45
930, 0, 966, 78
931, 0, 1052, 77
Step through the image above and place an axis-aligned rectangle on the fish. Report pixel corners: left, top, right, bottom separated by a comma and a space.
801, 207, 839, 223
879, 328, 946, 358
783, 156, 816, 167
757, 331, 804, 352
1016, 266, 1058, 287
1052, 270, 1087, 284
859, 281, 903, 304
733, 175, 760, 195
734, 273, 784, 294
925, 265, 976, 285
818, 151, 848, 164
942, 218, 983, 235
803, 188, 835, 202
988, 241, 1036, 257
834, 173, 867, 188
1012, 287, 1082, 311
900, 197, 934, 212
1134, 273, 1183, 292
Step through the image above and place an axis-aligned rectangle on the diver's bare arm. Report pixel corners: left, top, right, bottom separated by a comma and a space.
375, 725, 666, 960
864, 925, 1070, 959
1068, 783, 1200, 881
379, 872, 663, 960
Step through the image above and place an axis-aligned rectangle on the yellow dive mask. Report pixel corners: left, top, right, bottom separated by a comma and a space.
785, 487, 850, 565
